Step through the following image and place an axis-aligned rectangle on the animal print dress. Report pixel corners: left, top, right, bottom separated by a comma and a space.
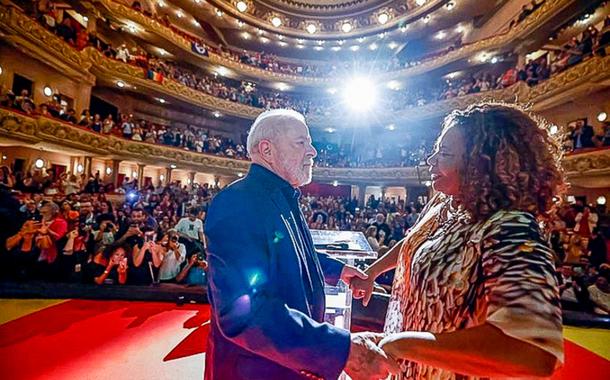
384, 194, 563, 379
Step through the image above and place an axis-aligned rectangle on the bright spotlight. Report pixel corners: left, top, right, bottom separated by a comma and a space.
271, 16, 282, 27
598, 112, 608, 122
341, 77, 378, 111
341, 22, 352, 33
236, 1, 248, 12
377, 13, 389, 25
306, 23, 317, 34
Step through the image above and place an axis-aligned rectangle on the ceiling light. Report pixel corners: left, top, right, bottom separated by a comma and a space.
341, 22, 353, 33
317, 40, 324, 45
332, 181, 338, 187
325, 128, 336, 133
313, 46, 324, 51
215, 66, 229, 76
378, 32, 387, 39
337, 40, 345, 45
271, 16, 282, 27
158, 98, 166, 103
597, 196, 606, 205
236, 1, 248, 12
241, 32, 251, 39
477, 52, 489, 62
159, 174, 165, 181
416, 0, 427, 5
176, 11, 183, 18
0, 65, 3, 75
260, 37, 269, 43
278, 41, 287, 47
400, 25, 409, 32
423, 15, 431, 24
331, 46, 342, 51
455, 24, 464, 33
34, 158, 45, 169
446, 1, 455, 10
296, 44, 305, 49
341, 77, 378, 111
83, 16, 88, 22
237, 173, 244, 177
237, 20, 245, 28
306, 23, 317, 34
349, 45, 360, 51
257, 29, 264, 35
170, 164, 177, 169
158, 1, 165, 7
76, 164, 84, 173
357, 37, 366, 43
598, 112, 608, 122
277, 34, 284, 40
276, 83, 289, 91
549, 125, 558, 135
105, 167, 112, 175
435, 31, 446, 39
445, 71, 461, 79
215, 9, 223, 17
192, 19, 199, 26
386, 124, 396, 131
132, 171, 138, 178
387, 81, 400, 90
116, 81, 125, 88
377, 12, 389, 25
369, 43, 378, 50
327, 88, 337, 94
43, 86, 53, 97
490, 57, 498, 64
388, 42, 398, 49
424, 180, 432, 187
213, 111, 222, 118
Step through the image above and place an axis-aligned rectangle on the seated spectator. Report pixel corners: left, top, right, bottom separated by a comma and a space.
61, 108, 78, 124
365, 225, 380, 251
587, 274, 610, 315
35, 202, 68, 279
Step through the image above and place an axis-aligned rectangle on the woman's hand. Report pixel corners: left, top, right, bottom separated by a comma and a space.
118, 258, 128, 273
350, 274, 377, 306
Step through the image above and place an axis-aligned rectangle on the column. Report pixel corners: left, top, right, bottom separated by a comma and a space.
188, 171, 196, 189
358, 184, 366, 208
69, 157, 78, 175
165, 167, 173, 184
83, 156, 92, 177
381, 186, 387, 202
137, 163, 145, 189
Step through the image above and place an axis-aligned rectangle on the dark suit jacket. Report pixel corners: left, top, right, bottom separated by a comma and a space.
204, 164, 350, 380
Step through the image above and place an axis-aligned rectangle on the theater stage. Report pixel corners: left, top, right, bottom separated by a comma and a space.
0, 298, 608, 380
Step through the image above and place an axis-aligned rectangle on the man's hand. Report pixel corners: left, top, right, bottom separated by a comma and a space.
344, 332, 400, 380
340, 265, 368, 287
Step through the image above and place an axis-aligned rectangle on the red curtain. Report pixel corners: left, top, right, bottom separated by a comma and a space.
301, 182, 351, 198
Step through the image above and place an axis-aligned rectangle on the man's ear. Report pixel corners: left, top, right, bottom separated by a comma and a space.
258, 139, 273, 161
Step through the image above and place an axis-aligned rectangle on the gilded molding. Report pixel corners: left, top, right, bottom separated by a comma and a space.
94, 0, 574, 85
0, 5, 92, 72
2, 109, 607, 185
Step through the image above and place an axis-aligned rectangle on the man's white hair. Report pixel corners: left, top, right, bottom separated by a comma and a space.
246, 109, 306, 156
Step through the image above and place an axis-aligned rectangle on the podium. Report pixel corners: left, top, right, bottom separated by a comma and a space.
310, 230, 378, 331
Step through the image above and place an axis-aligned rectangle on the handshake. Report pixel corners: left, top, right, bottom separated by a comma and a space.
344, 332, 401, 380
340, 265, 401, 380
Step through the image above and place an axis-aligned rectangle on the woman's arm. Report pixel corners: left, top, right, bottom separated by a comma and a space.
380, 323, 557, 378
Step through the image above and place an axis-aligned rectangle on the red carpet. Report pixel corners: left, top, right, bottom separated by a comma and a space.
0, 299, 608, 379
0, 299, 210, 380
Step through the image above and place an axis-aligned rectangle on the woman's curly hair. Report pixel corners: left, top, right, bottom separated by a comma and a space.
443, 102, 566, 221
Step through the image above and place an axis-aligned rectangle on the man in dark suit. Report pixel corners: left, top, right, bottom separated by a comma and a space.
204, 109, 398, 380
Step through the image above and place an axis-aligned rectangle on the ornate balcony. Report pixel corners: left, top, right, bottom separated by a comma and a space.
3, 108, 606, 188
3, 4, 608, 128
91, 0, 577, 86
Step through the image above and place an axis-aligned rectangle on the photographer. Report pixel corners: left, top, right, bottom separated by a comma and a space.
176, 249, 208, 286
92, 243, 130, 285
157, 229, 186, 283
93, 219, 118, 254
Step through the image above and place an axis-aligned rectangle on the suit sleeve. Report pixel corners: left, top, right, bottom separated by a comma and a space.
205, 194, 350, 380
316, 251, 345, 286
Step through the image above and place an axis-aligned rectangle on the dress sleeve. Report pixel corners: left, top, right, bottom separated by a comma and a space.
480, 211, 564, 364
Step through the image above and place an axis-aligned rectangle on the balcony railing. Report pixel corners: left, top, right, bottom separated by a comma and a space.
3, 4, 608, 127
2, 108, 606, 186
91, 0, 577, 86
